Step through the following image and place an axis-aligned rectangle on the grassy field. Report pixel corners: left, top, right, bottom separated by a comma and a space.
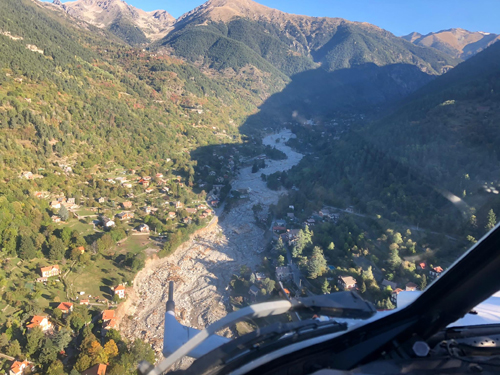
66, 255, 134, 301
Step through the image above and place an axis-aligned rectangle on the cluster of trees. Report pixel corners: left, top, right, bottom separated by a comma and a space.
73, 327, 154, 375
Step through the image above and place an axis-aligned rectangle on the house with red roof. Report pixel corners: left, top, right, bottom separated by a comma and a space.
9, 360, 33, 375
56, 302, 74, 315
80, 363, 107, 375
113, 285, 126, 299
430, 266, 444, 280
405, 282, 418, 292
26, 316, 52, 332
39, 265, 60, 278
102, 310, 116, 331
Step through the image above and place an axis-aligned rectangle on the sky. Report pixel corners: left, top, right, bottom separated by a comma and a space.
42, 0, 500, 36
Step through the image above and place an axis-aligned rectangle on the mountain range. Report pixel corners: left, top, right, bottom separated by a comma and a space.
49, 0, 175, 44
403, 28, 500, 59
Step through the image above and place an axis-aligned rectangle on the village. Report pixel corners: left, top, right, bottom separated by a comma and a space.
5, 129, 447, 374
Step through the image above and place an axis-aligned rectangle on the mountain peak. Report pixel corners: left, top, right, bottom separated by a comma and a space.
403, 28, 500, 59
51, 0, 175, 42
178, 0, 288, 24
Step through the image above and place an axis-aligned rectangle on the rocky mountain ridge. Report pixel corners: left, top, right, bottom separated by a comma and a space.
50, 0, 175, 42
402, 28, 500, 59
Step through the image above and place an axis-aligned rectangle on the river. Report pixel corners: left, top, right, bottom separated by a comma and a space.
119, 129, 303, 358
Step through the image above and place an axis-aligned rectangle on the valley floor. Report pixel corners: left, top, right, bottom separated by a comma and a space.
119, 129, 303, 358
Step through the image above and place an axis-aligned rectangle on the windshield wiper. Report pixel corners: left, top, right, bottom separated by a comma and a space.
138, 283, 374, 375
177, 319, 347, 375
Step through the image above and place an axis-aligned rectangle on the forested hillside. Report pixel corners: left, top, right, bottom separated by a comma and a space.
274, 40, 500, 240
0, 0, 287, 373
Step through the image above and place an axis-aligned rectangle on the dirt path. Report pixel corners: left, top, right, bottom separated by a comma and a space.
119, 129, 303, 355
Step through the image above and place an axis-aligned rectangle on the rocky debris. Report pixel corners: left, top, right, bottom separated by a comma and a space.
120, 129, 303, 358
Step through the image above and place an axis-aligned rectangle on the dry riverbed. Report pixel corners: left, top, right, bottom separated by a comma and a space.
120, 129, 303, 357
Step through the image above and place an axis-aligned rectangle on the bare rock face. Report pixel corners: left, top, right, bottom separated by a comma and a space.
51, 0, 175, 41
402, 28, 500, 59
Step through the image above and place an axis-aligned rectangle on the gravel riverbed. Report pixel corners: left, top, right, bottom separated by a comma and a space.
119, 129, 303, 360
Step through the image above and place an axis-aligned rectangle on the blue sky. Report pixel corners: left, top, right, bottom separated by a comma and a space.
43, 0, 500, 36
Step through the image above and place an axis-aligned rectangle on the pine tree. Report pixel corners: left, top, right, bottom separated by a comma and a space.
420, 274, 427, 291
321, 279, 331, 294
307, 246, 327, 279
276, 236, 286, 254
277, 255, 285, 266
18, 235, 36, 260
58, 205, 69, 221
387, 247, 402, 270
486, 209, 497, 231
362, 266, 374, 281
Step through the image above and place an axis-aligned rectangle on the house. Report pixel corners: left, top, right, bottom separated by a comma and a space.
286, 229, 301, 245
168, 212, 176, 219
101, 217, 115, 228
338, 276, 357, 290
26, 316, 52, 331
182, 217, 192, 224
175, 201, 183, 209
210, 200, 219, 207
56, 302, 74, 315
80, 363, 107, 375
305, 218, 316, 226
35, 277, 47, 283
405, 282, 418, 292
9, 360, 33, 375
381, 279, 398, 290
102, 310, 116, 330
275, 219, 286, 227
248, 285, 259, 298
145, 188, 154, 194
390, 288, 404, 305
254, 272, 266, 281
138, 224, 150, 233
97, 197, 106, 203
80, 299, 89, 305
197, 204, 207, 210
143, 176, 151, 181
186, 208, 197, 215
50, 201, 61, 209
40, 265, 60, 278
21, 171, 33, 180
113, 285, 126, 299
67, 198, 76, 205
287, 212, 295, 219
275, 266, 292, 281
122, 201, 132, 209
140, 180, 150, 187
429, 266, 444, 280
156, 173, 163, 178
204, 210, 213, 216
329, 213, 340, 222
273, 226, 286, 233
116, 212, 133, 220
319, 209, 330, 217
51, 215, 61, 223
142, 206, 152, 214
